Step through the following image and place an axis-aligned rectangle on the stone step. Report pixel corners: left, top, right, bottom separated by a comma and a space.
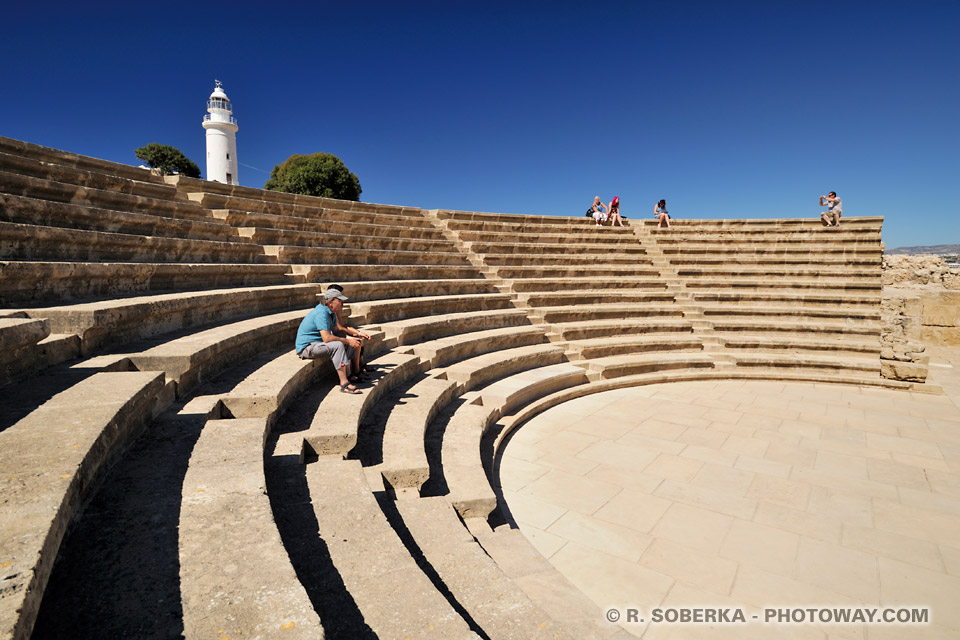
212, 206, 440, 233
0, 221, 271, 264
0, 150, 177, 200
504, 277, 669, 293
288, 263, 486, 283
458, 230, 643, 245
550, 318, 695, 341
0, 192, 248, 243
515, 290, 677, 307
0, 136, 169, 184
640, 216, 883, 229
401, 324, 551, 369
18, 283, 320, 356
376, 308, 532, 347
441, 399, 501, 519
466, 240, 648, 255
331, 278, 501, 302
566, 335, 705, 360
483, 252, 644, 266
268, 244, 470, 266
0, 370, 164, 640
700, 304, 880, 320
448, 218, 638, 234
438, 209, 584, 225
301, 349, 423, 458
667, 254, 881, 266
661, 245, 882, 256
492, 265, 661, 279
465, 522, 624, 639
473, 362, 590, 416
78, 308, 308, 398
720, 335, 880, 356
2, 328, 79, 388
242, 226, 461, 254
655, 236, 880, 247
0, 169, 210, 221
578, 352, 717, 378
530, 304, 684, 324
0, 261, 296, 306
689, 289, 881, 305
710, 318, 879, 336
439, 343, 568, 395
381, 376, 461, 491
186, 186, 425, 219
676, 266, 881, 279
304, 458, 478, 638
395, 496, 575, 638
179, 417, 321, 638
651, 228, 882, 240
682, 278, 882, 291
0, 316, 49, 352
731, 353, 882, 374
348, 292, 516, 325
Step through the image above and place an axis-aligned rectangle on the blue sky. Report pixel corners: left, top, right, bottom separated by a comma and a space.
2, 1, 957, 248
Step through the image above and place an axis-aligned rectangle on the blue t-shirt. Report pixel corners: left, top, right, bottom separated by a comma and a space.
295, 304, 337, 353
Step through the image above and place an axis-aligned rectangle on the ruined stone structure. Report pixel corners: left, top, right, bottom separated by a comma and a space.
0, 136, 951, 638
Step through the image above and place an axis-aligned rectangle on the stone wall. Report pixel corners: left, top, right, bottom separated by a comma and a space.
882, 254, 960, 289
880, 294, 928, 382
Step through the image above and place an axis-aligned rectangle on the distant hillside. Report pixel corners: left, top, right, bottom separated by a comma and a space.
886, 244, 960, 256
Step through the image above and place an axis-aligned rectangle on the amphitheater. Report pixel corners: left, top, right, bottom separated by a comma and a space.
1, 136, 958, 640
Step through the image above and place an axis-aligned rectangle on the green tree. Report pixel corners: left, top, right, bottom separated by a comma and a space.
134, 143, 201, 178
264, 153, 362, 201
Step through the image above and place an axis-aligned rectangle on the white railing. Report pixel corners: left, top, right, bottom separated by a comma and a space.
203, 114, 238, 125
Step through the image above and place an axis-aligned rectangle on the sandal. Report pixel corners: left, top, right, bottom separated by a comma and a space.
349, 372, 370, 383
339, 383, 362, 394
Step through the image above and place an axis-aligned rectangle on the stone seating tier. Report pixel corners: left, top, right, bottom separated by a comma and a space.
183, 187, 424, 220
457, 229, 646, 244
0, 170, 210, 221
514, 290, 677, 306
0, 151, 177, 200
491, 264, 660, 279
243, 227, 465, 255
527, 303, 685, 324
211, 207, 440, 234
549, 317, 695, 341
502, 277, 669, 292
640, 216, 884, 229
265, 244, 471, 266
288, 263, 487, 283
0, 221, 270, 264
234, 219, 445, 243
0, 261, 297, 306
0, 136, 168, 184
464, 240, 649, 255
1, 193, 250, 244
0, 370, 165, 640
564, 335, 705, 359
333, 278, 500, 301
482, 252, 645, 266
346, 292, 517, 325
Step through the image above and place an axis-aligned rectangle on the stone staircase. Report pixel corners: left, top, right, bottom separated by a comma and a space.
0, 136, 936, 639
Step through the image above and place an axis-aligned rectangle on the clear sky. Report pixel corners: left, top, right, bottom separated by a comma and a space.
2, 1, 957, 248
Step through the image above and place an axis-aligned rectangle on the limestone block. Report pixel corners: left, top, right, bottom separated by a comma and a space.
880, 358, 928, 383
920, 326, 960, 347
921, 291, 960, 327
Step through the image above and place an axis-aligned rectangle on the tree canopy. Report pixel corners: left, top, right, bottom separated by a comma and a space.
134, 143, 201, 178
264, 153, 362, 201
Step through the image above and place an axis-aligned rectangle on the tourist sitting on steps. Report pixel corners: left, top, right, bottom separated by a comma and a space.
654, 199, 671, 228
819, 191, 842, 227
328, 283, 370, 373
608, 196, 625, 227
589, 196, 609, 226
295, 287, 371, 394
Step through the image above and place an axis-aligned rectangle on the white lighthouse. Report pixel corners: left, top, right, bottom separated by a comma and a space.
202, 80, 239, 185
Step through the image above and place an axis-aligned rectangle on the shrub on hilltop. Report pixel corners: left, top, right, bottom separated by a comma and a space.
134, 143, 201, 178
264, 153, 362, 201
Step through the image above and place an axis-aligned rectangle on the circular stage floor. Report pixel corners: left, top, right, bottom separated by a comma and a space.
499, 347, 960, 639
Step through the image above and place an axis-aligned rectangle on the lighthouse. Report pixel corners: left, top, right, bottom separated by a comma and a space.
202, 80, 239, 185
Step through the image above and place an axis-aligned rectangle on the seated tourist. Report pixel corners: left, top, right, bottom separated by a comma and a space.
654, 199, 671, 229
295, 287, 370, 394
327, 283, 371, 372
819, 191, 842, 227
589, 196, 609, 226
608, 196, 624, 227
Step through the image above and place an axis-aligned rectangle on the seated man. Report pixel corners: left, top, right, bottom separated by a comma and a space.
295, 287, 370, 394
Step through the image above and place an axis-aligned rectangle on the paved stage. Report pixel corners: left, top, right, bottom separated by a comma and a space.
500, 347, 960, 639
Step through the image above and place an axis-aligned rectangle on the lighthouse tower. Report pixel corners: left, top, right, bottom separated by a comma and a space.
202, 80, 239, 185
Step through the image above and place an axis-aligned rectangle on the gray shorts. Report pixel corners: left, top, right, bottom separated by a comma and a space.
299, 340, 355, 370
